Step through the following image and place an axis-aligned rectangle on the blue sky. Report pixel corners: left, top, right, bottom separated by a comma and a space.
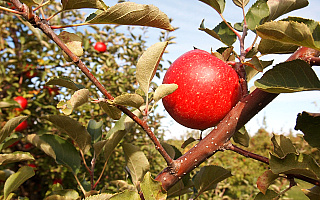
102, 0, 320, 139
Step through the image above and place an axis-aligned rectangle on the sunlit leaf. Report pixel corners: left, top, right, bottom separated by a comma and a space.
255, 60, 320, 93
0, 100, 20, 108
99, 101, 122, 120
20, 0, 41, 7
0, 116, 28, 144
58, 31, 84, 61
256, 170, 279, 194
46, 76, 85, 90
266, 0, 309, 21
112, 93, 144, 109
232, 0, 249, 8
41, 115, 91, 154
44, 189, 80, 200
58, 89, 89, 115
271, 134, 297, 158
61, 0, 108, 11
122, 143, 149, 186
270, 153, 320, 180
0, 152, 34, 165
153, 84, 178, 103
302, 186, 320, 200
193, 165, 232, 195
295, 111, 320, 149
245, 0, 269, 31
87, 119, 103, 143
4, 166, 35, 200
140, 172, 167, 200
109, 190, 140, 200
232, 126, 250, 147
258, 39, 299, 54
198, 0, 225, 14
254, 189, 278, 200
136, 42, 168, 96
86, 2, 174, 31
25, 134, 56, 159
83, 193, 113, 200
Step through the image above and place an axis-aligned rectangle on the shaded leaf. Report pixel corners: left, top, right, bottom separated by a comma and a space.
46, 76, 85, 90
41, 115, 91, 153
109, 190, 140, 200
87, 119, 103, 143
45, 189, 80, 200
0, 116, 28, 144
181, 137, 197, 149
122, 143, 150, 186
198, 0, 225, 14
295, 111, 320, 149
193, 165, 232, 195
256, 20, 320, 51
266, 0, 309, 21
199, 20, 237, 46
0, 152, 34, 165
271, 134, 297, 158
270, 153, 320, 180
86, 2, 174, 31
61, 0, 108, 11
112, 93, 144, 109
160, 142, 175, 159
57, 89, 89, 115
232, 0, 249, 8
245, 0, 269, 31
167, 179, 193, 198
256, 170, 279, 194
4, 166, 35, 200
99, 101, 122, 120
136, 42, 168, 96
40, 134, 81, 174
244, 57, 273, 82
140, 172, 167, 200
245, 46, 259, 58
254, 60, 320, 93
302, 186, 320, 200
232, 126, 250, 147
25, 134, 56, 159
258, 39, 299, 54
254, 189, 278, 200
93, 140, 108, 158
154, 84, 178, 103
83, 193, 113, 200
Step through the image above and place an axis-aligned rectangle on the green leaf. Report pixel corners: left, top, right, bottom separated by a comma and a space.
258, 39, 299, 54
160, 142, 176, 159
271, 134, 297, 158
266, 0, 309, 21
254, 189, 278, 200
270, 153, 320, 180
302, 186, 320, 200
0, 152, 34, 165
109, 190, 140, 200
256, 20, 320, 51
256, 170, 279, 194
99, 101, 122, 120
153, 84, 178, 103
193, 165, 232, 195
181, 137, 197, 149
198, 0, 225, 14
25, 134, 56, 159
232, 0, 249, 8
295, 111, 320, 149
0, 100, 20, 108
4, 166, 35, 200
122, 143, 150, 186
232, 126, 250, 147
83, 193, 113, 200
0, 116, 28, 144
44, 189, 80, 200
58, 31, 84, 61
41, 115, 91, 154
87, 119, 103, 143
93, 140, 108, 158
136, 42, 168, 96
61, 0, 108, 11
199, 20, 237, 46
46, 76, 85, 90
140, 172, 167, 200
86, 2, 174, 31
245, 0, 269, 31
39, 134, 81, 174
112, 93, 144, 109
244, 56, 273, 82
57, 89, 89, 115
254, 60, 320, 93
20, 0, 41, 7
167, 179, 194, 198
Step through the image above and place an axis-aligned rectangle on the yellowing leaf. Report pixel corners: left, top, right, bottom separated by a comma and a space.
256, 170, 279, 194
112, 93, 144, 109
0, 152, 34, 165
136, 42, 168, 96
99, 101, 122, 120
61, 0, 108, 11
141, 172, 167, 200
58, 31, 83, 61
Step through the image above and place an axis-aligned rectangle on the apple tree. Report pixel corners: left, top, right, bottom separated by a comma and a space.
1, 0, 320, 199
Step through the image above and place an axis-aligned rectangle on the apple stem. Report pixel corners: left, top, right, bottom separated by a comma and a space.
234, 62, 248, 99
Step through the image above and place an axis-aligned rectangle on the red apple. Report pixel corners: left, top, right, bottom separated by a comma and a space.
14, 96, 28, 111
44, 86, 59, 96
94, 42, 107, 52
15, 120, 28, 132
24, 64, 38, 78
53, 179, 63, 185
162, 49, 241, 130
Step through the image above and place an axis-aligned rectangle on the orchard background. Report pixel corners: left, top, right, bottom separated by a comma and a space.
1, 0, 320, 200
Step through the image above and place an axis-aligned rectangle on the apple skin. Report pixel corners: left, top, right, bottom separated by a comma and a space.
15, 120, 28, 132
162, 49, 241, 130
94, 42, 107, 52
14, 96, 28, 111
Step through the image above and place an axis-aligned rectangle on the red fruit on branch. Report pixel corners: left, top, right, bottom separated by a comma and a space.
162, 49, 241, 130
15, 120, 28, 132
24, 64, 38, 78
14, 96, 28, 111
94, 42, 107, 52
44, 86, 59, 96
53, 179, 63, 185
